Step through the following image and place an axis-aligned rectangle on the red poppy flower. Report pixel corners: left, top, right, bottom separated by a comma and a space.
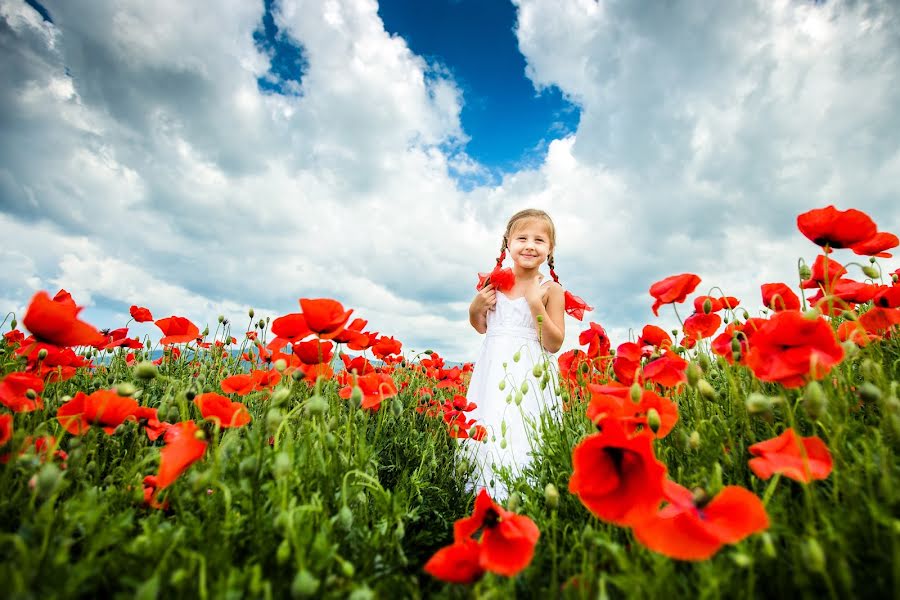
135, 406, 169, 441
156, 420, 208, 489
692, 296, 740, 313
57, 390, 139, 435
558, 349, 590, 384
850, 231, 898, 258
808, 278, 878, 307
17, 342, 89, 382
268, 312, 312, 351
564, 290, 593, 321
221, 373, 254, 396
745, 310, 844, 388
22, 290, 103, 347
331, 318, 371, 348
858, 307, 900, 337
372, 335, 403, 359
340, 353, 375, 376
579, 322, 610, 359
97, 327, 143, 350
4, 329, 25, 346
760, 282, 801, 312
585, 386, 678, 439
649, 274, 701, 316
343, 373, 398, 410
299, 298, 353, 339
250, 369, 281, 390
0, 414, 12, 446
683, 313, 722, 340
748, 428, 833, 483
632, 480, 769, 560
194, 393, 251, 428
155, 316, 201, 345
450, 489, 540, 577
292, 339, 334, 365
142, 474, 169, 510
797, 205, 877, 251
569, 419, 668, 526
801, 255, 847, 290
0, 372, 45, 412
130, 305, 154, 322
476, 266, 516, 292
612, 342, 642, 386
637, 325, 672, 350
642, 351, 688, 389
873, 285, 900, 309
424, 537, 484, 584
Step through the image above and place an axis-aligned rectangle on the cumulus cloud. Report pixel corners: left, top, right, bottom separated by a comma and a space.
1, 0, 898, 361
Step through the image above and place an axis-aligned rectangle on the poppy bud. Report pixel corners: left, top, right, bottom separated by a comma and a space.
745, 393, 771, 415
630, 383, 643, 404
697, 379, 717, 401
35, 463, 62, 498
731, 553, 752, 568
537, 314, 543, 323
647, 408, 661, 434
514, 391, 523, 406
248, 308, 255, 319
858, 382, 881, 403
500, 438, 508, 449
305, 395, 328, 416
732, 351, 742, 363
501, 419, 507, 437
258, 319, 266, 329
273, 452, 291, 478
702, 298, 713, 314
520, 381, 529, 395
803, 382, 827, 419
276, 539, 291, 565
803, 538, 826, 573
861, 359, 882, 380
893, 273, 899, 284
730, 337, 741, 354
292, 370, 305, 382
25, 388, 37, 400
688, 430, 701, 450
799, 263, 812, 281
350, 386, 363, 406
513, 351, 521, 363
698, 353, 711, 372
9, 318, 16, 329
266, 409, 284, 433
194, 428, 207, 441
841, 310, 857, 321
803, 308, 821, 320
498, 379, 506, 391
544, 483, 560, 509
507, 492, 521, 512
271, 388, 291, 407
38, 348, 48, 360
291, 569, 319, 598
869, 256, 877, 264
862, 265, 879, 279
687, 362, 702, 387
505, 393, 513, 404
117, 382, 137, 397
532, 363, 543, 378
391, 397, 403, 416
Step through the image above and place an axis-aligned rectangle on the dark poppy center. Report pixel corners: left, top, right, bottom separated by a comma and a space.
483, 508, 500, 529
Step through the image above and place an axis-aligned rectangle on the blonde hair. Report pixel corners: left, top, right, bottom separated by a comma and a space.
496, 209, 560, 283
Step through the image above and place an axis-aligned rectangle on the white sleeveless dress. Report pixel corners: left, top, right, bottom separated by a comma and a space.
463, 277, 558, 497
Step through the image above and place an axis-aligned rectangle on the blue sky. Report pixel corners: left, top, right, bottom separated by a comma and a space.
1, 0, 898, 360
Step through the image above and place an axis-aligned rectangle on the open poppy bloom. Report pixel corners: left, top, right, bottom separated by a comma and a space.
585, 386, 678, 439
873, 285, 900, 309
97, 327, 143, 350
476, 266, 516, 292
292, 339, 334, 365
134, 406, 169, 441
268, 313, 312, 351
579, 322, 610, 359
0, 414, 12, 447
693, 296, 740, 313
338, 372, 398, 410
371, 335, 403, 359
57, 390, 139, 435
331, 318, 371, 349
221, 373, 255, 396
631, 480, 769, 560
299, 298, 353, 339
612, 342, 642, 386
155, 316, 201, 345
569, 418, 668, 526
130, 305, 154, 322
641, 351, 688, 389
745, 310, 844, 388
194, 393, 251, 428
797, 205, 878, 251
0, 372, 45, 412
156, 420, 208, 489
760, 283, 801, 312
424, 489, 539, 582
649, 274, 701, 316
637, 325, 672, 350
22, 290, 103, 348
683, 312, 722, 340
748, 428, 833, 483
858, 306, 900, 337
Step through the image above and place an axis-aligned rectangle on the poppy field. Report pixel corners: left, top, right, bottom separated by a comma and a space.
1, 206, 899, 599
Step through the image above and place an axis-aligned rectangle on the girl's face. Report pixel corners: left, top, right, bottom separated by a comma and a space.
507, 219, 553, 271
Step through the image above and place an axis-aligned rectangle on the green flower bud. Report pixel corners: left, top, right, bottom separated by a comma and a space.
239, 455, 258, 477
116, 382, 138, 397
702, 298, 712, 314
803, 538, 826, 573
266, 409, 284, 433
134, 361, 159, 381
391, 397, 403, 416
9, 318, 17, 330
647, 408, 661, 434
274, 358, 287, 372
858, 382, 881, 403
500, 438, 508, 450
498, 380, 506, 391
35, 463, 62, 497
698, 353, 711, 372
630, 383, 643, 404
544, 483, 560, 509
512, 351, 521, 363
761, 532, 777, 559
532, 363, 543, 378
258, 318, 266, 329
270, 388, 291, 408
277, 539, 291, 565
25, 388, 37, 400
337, 505, 353, 530
687, 362, 702, 387
292, 369, 305, 382
305, 395, 328, 416
291, 569, 319, 599
688, 431, 701, 450
745, 393, 771, 415
803, 308, 821, 320
731, 552, 752, 568
37, 348, 48, 360
248, 308, 255, 319
697, 379, 718, 401
803, 382, 827, 420
350, 386, 363, 406
860, 358, 881, 380
514, 391, 523, 406
799, 263, 812, 281
862, 265, 879, 279
273, 452, 291, 479
507, 492, 521, 512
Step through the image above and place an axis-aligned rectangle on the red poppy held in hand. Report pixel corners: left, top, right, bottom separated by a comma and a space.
299, 298, 353, 339
22, 290, 103, 347
632, 480, 769, 561
748, 428, 833, 483
797, 205, 877, 251
569, 418, 668, 526
194, 393, 251, 428
649, 274, 701, 316
130, 305, 154, 322
156, 420, 208, 489
477, 266, 516, 292
155, 316, 201, 345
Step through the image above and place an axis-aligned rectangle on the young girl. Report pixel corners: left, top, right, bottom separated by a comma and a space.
464, 209, 566, 497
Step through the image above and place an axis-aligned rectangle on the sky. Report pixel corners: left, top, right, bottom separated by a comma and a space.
1, 0, 898, 361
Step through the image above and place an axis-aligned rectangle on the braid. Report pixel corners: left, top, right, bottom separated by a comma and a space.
548, 254, 560, 283
496, 236, 507, 266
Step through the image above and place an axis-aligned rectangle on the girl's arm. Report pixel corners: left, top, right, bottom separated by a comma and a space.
527, 283, 566, 353
469, 283, 496, 334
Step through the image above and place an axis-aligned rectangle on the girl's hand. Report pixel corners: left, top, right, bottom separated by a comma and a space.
473, 282, 497, 313
522, 275, 549, 310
